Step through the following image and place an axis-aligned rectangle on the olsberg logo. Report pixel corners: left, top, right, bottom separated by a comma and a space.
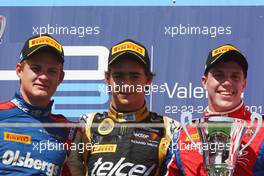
29, 36, 62, 52
4, 132, 31, 144
2, 150, 60, 176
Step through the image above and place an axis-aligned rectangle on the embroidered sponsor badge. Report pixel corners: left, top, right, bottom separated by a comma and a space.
185, 133, 200, 142
98, 118, 115, 135
4, 132, 31, 144
29, 36, 62, 53
211, 45, 238, 57
112, 41, 145, 57
91, 144, 117, 154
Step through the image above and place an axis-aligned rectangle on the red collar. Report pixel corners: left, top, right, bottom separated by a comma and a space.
204, 102, 251, 120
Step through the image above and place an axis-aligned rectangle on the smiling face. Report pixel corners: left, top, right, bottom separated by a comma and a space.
105, 58, 152, 112
16, 52, 64, 108
202, 61, 247, 112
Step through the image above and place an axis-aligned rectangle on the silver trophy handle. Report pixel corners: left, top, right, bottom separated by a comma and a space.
239, 112, 262, 154
0, 16, 6, 43
180, 112, 197, 146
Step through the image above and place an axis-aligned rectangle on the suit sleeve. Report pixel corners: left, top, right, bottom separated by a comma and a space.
161, 116, 183, 176
162, 141, 183, 176
63, 125, 85, 176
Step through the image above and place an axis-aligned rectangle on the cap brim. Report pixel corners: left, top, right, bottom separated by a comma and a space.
108, 51, 146, 66
22, 45, 64, 63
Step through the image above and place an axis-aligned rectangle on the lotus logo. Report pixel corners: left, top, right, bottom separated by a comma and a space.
0, 15, 6, 43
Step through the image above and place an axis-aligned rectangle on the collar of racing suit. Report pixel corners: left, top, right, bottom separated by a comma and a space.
204, 101, 251, 120
10, 92, 53, 117
108, 103, 149, 122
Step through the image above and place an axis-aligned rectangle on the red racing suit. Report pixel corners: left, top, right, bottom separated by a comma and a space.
163, 102, 264, 176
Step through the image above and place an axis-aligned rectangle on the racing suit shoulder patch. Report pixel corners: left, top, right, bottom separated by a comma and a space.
81, 112, 104, 124
148, 112, 163, 122
0, 101, 16, 110
93, 112, 108, 122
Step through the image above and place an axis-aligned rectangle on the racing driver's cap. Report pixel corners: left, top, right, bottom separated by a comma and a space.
204, 44, 248, 78
20, 34, 64, 64
108, 39, 151, 73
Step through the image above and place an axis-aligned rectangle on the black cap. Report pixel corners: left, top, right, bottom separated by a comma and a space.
20, 34, 64, 64
108, 39, 151, 73
204, 44, 248, 77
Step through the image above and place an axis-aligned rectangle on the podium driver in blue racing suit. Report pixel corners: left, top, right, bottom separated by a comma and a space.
0, 34, 75, 175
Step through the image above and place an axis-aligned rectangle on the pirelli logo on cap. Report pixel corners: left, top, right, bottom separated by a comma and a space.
112, 41, 145, 56
29, 36, 62, 53
91, 144, 117, 154
4, 132, 31, 144
212, 45, 238, 57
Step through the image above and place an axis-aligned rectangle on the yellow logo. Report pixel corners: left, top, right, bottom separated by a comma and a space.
112, 41, 145, 57
185, 133, 200, 142
4, 132, 31, 144
29, 36, 62, 53
212, 45, 238, 57
98, 118, 115, 135
91, 144, 117, 154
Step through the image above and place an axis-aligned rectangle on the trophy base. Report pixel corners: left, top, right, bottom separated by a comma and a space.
206, 164, 234, 176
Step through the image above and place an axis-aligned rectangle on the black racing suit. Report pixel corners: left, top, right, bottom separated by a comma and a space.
66, 104, 180, 176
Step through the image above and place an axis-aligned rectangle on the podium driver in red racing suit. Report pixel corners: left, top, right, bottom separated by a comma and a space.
163, 44, 264, 176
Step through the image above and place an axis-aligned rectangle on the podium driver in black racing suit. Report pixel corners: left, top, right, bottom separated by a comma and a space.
66, 39, 180, 176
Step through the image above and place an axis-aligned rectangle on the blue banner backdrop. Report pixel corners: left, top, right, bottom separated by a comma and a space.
0, 6, 263, 120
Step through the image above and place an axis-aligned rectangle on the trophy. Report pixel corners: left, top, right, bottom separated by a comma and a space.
0, 15, 6, 43
181, 112, 262, 176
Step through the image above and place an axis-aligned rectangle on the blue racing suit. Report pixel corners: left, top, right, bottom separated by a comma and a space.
0, 93, 75, 176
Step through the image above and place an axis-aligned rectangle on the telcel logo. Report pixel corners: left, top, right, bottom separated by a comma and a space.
92, 157, 156, 176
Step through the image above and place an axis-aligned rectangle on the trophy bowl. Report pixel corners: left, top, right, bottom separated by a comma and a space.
181, 112, 262, 176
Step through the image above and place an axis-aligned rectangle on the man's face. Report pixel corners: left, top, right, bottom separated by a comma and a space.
202, 61, 246, 112
16, 52, 64, 108
105, 58, 152, 112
